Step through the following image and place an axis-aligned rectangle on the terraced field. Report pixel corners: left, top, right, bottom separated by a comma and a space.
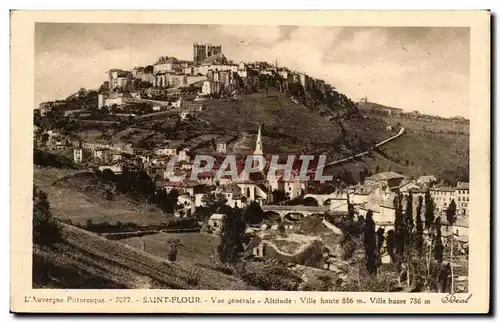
121, 232, 220, 266
33, 223, 254, 290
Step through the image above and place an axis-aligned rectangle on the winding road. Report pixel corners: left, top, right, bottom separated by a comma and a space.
310, 126, 406, 173
227, 126, 405, 170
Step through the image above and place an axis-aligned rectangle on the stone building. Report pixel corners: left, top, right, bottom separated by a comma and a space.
193, 43, 222, 64
108, 69, 132, 91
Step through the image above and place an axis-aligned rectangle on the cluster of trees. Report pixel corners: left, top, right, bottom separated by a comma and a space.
216, 205, 247, 265
33, 150, 75, 169
359, 191, 457, 292
328, 188, 459, 292
203, 199, 268, 265
96, 167, 179, 214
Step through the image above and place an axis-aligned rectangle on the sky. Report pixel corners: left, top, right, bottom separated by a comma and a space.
35, 24, 470, 118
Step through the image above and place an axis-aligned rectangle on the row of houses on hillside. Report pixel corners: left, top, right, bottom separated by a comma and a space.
99, 42, 336, 109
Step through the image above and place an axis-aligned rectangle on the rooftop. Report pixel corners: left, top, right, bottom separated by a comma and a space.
367, 171, 405, 181
430, 186, 456, 192
417, 175, 437, 182
209, 213, 226, 221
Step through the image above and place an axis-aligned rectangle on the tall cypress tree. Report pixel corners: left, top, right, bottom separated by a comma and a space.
363, 210, 377, 275
376, 227, 385, 254
445, 198, 457, 293
433, 217, 444, 263
414, 196, 424, 256
405, 193, 414, 233
394, 194, 406, 261
446, 199, 457, 226
424, 190, 435, 230
387, 229, 395, 263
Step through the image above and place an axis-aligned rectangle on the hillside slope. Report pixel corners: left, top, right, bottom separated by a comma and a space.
199, 91, 391, 154
33, 223, 254, 290
34, 168, 170, 225
377, 129, 469, 180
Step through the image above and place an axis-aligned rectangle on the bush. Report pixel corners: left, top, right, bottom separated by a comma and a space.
237, 260, 302, 291
277, 223, 286, 236
300, 275, 334, 291
167, 238, 180, 262
186, 267, 201, 286
165, 218, 198, 229
105, 189, 114, 201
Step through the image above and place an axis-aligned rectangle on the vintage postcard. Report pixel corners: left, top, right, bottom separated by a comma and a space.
10, 10, 490, 314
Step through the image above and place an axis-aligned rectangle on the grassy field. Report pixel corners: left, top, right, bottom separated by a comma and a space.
33, 223, 253, 290
33, 166, 85, 188
121, 232, 220, 266
34, 167, 170, 225
47, 187, 170, 225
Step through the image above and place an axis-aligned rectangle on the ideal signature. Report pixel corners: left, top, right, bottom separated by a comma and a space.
441, 293, 473, 304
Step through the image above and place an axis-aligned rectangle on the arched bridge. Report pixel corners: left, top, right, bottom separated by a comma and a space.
302, 193, 349, 206
262, 205, 330, 220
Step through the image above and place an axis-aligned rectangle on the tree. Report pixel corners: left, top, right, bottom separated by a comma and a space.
414, 196, 424, 256
202, 193, 228, 213
437, 262, 452, 293
445, 198, 457, 292
393, 194, 406, 261
386, 230, 396, 263
101, 168, 116, 183
217, 207, 246, 265
376, 228, 385, 254
158, 189, 179, 214
446, 199, 457, 226
403, 193, 414, 287
363, 211, 377, 275
405, 193, 414, 233
33, 186, 61, 246
357, 215, 365, 227
424, 190, 435, 230
433, 218, 444, 263
242, 201, 264, 225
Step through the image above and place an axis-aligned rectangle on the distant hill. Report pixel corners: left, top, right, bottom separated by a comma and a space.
198, 90, 392, 155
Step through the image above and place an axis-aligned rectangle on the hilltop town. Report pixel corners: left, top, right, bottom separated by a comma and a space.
33, 42, 470, 292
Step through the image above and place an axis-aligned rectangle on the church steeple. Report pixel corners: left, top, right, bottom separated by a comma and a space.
254, 124, 263, 155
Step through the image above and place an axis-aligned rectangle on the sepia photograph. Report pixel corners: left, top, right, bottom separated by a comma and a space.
10, 10, 490, 314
